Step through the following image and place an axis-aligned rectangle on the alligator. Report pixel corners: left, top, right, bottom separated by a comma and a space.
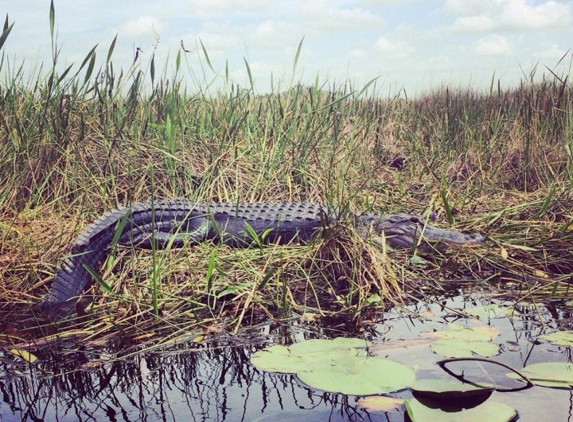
40, 200, 485, 317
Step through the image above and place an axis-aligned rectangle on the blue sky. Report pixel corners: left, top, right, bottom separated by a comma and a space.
2, 0, 572, 96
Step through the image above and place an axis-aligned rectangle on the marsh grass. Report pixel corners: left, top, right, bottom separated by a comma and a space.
1, 6, 573, 348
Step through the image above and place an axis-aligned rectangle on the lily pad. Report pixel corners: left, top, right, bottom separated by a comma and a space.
357, 395, 405, 412
540, 331, 573, 346
466, 304, 518, 319
431, 338, 500, 358
251, 337, 370, 374
288, 337, 370, 354
411, 379, 495, 400
296, 355, 416, 395
406, 398, 518, 422
432, 323, 500, 342
507, 362, 573, 388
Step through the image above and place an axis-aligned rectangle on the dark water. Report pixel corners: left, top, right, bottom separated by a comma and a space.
2, 291, 573, 422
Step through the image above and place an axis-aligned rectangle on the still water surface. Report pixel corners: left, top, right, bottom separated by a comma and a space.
1, 291, 572, 422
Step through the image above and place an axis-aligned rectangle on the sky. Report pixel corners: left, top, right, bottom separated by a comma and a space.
2, 0, 572, 97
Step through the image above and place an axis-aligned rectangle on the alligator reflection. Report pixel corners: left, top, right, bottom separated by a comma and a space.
0, 342, 386, 421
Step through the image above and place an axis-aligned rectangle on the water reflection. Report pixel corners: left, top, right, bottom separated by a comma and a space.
0, 338, 397, 421
2, 292, 573, 421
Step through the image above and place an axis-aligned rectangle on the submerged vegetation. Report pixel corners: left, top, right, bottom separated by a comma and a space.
0, 7, 573, 347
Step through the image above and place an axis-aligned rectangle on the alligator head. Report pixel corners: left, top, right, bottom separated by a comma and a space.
366, 213, 485, 252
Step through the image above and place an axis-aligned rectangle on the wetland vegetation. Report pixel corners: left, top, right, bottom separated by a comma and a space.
1, 5, 573, 420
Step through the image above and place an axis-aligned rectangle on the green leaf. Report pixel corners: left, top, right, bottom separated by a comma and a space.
440, 189, 454, 225
49, 0, 55, 39
466, 304, 518, 319
411, 379, 494, 400
433, 323, 500, 342
251, 337, 371, 374
106, 33, 117, 64
297, 356, 416, 395
406, 398, 517, 422
431, 338, 500, 358
150, 53, 155, 84
292, 36, 304, 78
0, 16, 14, 51
507, 362, 573, 387
251, 344, 307, 373
540, 331, 573, 346
244, 57, 253, 91
80, 45, 97, 84
199, 39, 215, 73
289, 337, 370, 354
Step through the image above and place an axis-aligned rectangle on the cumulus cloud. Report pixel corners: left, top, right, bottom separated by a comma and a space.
374, 36, 413, 58
445, 0, 571, 31
474, 34, 513, 56
186, 0, 268, 16
299, 1, 385, 30
118, 16, 164, 38
532, 43, 570, 60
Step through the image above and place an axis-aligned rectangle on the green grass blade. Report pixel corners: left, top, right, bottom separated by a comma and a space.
85, 265, 113, 294
244, 57, 254, 91
199, 39, 215, 73
292, 36, 304, 80
49, 0, 55, 39
0, 16, 14, 51
440, 189, 454, 225
106, 34, 117, 64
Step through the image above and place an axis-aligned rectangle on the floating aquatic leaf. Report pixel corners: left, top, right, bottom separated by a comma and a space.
297, 356, 415, 395
431, 338, 500, 358
251, 338, 370, 374
411, 379, 494, 400
432, 323, 500, 342
251, 345, 306, 373
357, 395, 404, 412
466, 304, 518, 319
406, 398, 517, 422
540, 331, 573, 346
507, 362, 573, 388
252, 338, 411, 395
288, 337, 370, 355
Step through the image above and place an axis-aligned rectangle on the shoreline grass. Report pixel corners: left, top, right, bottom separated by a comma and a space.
1, 7, 573, 347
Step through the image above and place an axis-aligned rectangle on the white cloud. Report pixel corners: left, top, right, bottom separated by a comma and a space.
474, 34, 513, 56
374, 36, 413, 57
186, 0, 268, 16
454, 16, 494, 31
192, 32, 240, 52
299, 1, 385, 30
118, 16, 164, 39
532, 44, 569, 60
446, 0, 571, 31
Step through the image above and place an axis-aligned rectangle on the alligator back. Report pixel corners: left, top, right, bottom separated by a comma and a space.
41, 200, 327, 316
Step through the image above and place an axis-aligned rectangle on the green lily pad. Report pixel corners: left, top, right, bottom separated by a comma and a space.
406, 398, 517, 422
251, 337, 370, 374
288, 337, 370, 354
411, 379, 495, 400
297, 355, 416, 395
507, 362, 573, 388
431, 338, 500, 358
540, 331, 573, 346
433, 323, 500, 342
466, 304, 518, 319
